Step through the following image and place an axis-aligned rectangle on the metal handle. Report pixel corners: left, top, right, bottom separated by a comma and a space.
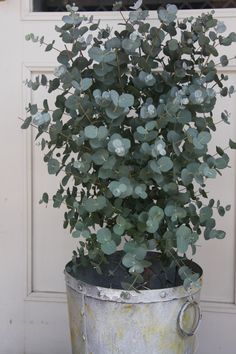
177, 300, 202, 337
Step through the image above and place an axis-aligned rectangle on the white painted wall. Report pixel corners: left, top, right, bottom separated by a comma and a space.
0, 1, 24, 353
0, 1, 236, 353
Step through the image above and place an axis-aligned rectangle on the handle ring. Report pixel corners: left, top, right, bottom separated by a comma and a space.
177, 300, 202, 337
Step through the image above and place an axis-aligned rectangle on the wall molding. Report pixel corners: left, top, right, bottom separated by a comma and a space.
23, 63, 55, 300
25, 291, 236, 314
21, 1, 236, 21
202, 301, 236, 314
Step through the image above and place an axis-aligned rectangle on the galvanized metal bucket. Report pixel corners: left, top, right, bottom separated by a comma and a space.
65, 264, 202, 354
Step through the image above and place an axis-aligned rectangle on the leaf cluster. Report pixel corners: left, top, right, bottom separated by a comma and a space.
23, 3, 236, 289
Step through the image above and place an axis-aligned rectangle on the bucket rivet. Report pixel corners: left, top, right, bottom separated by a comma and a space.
120, 291, 131, 300
160, 291, 167, 298
77, 285, 82, 291
82, 334, 86, 341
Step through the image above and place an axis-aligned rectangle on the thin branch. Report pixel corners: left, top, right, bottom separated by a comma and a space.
116, 50, 124, 90
42, 41, 61, 53
18, 116, 50, 135
119, 10, 128, 24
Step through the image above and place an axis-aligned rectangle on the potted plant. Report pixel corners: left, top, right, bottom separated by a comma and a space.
22, 2, 236, 353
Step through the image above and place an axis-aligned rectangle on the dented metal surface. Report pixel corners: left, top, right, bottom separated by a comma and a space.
65, 270, 202, 354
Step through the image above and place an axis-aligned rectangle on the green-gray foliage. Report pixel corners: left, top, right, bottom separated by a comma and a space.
22, 2, 236, 289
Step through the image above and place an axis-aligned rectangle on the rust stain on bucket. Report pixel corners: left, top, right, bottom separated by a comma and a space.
85, 303, 96, 320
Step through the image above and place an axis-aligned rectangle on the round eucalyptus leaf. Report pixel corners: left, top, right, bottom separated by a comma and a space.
216, 21, 226, 33
218, 206, 225, 216
110, 90, 119, 106
137, 126, 147, 135
146, 218, 160, 233
84, 196, 106, 212
33, 112, 50, 126
72, 80, 81, 91
209, 229, 226, 239
113, 224, 125, 236
129, 263, 145, 274
105, 107, 125, 120
168, 39, 179, 51
118, 93, 134, 108
98, 168, 113, 179
176, 225, 191, 254
181, 169, 193, 186
103, 156, 116, 170
97, 228, 112, 243
80, 78, 93, 91
48, 158, 60, 175
103, 50, 116, 63
145, 120, 156, 131
200, 206, 213, 224
105, 37, 121, 50
88, 47, 103, 62
72, 230, 81, 238
116, 215, 126, 226
134, 185, 147, 199
177, 109, 192, 124
199, 163, 217, 178
158, 156, 173, 172
65, 95, 79, 110
220, 55, 229, 67
158, 4, 177, 25
97, 126, 108, 140
164, 205, 175, 217
84, 125, 98, 139
81, 230, 91, 239
92, 149, 109, 165
122, 253, 136, 268
215, 157, 228, 169
122, 38, 140, 53
146, 206, 164, 233
149, 160, 161, 173
62, 15, 75, 24
101, 240, 117, 255
198, 131, 211, 144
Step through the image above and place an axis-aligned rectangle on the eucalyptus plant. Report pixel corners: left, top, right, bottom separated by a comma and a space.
22, 2, 236, 289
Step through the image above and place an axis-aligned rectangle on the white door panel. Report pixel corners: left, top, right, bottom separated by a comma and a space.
195, 73, 236, 304
1, 1, 236, 353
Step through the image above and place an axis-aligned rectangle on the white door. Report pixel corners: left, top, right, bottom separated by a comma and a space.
1, 1, 236, 353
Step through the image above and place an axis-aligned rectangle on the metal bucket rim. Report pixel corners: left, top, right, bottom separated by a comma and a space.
65, 264, 203, 304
